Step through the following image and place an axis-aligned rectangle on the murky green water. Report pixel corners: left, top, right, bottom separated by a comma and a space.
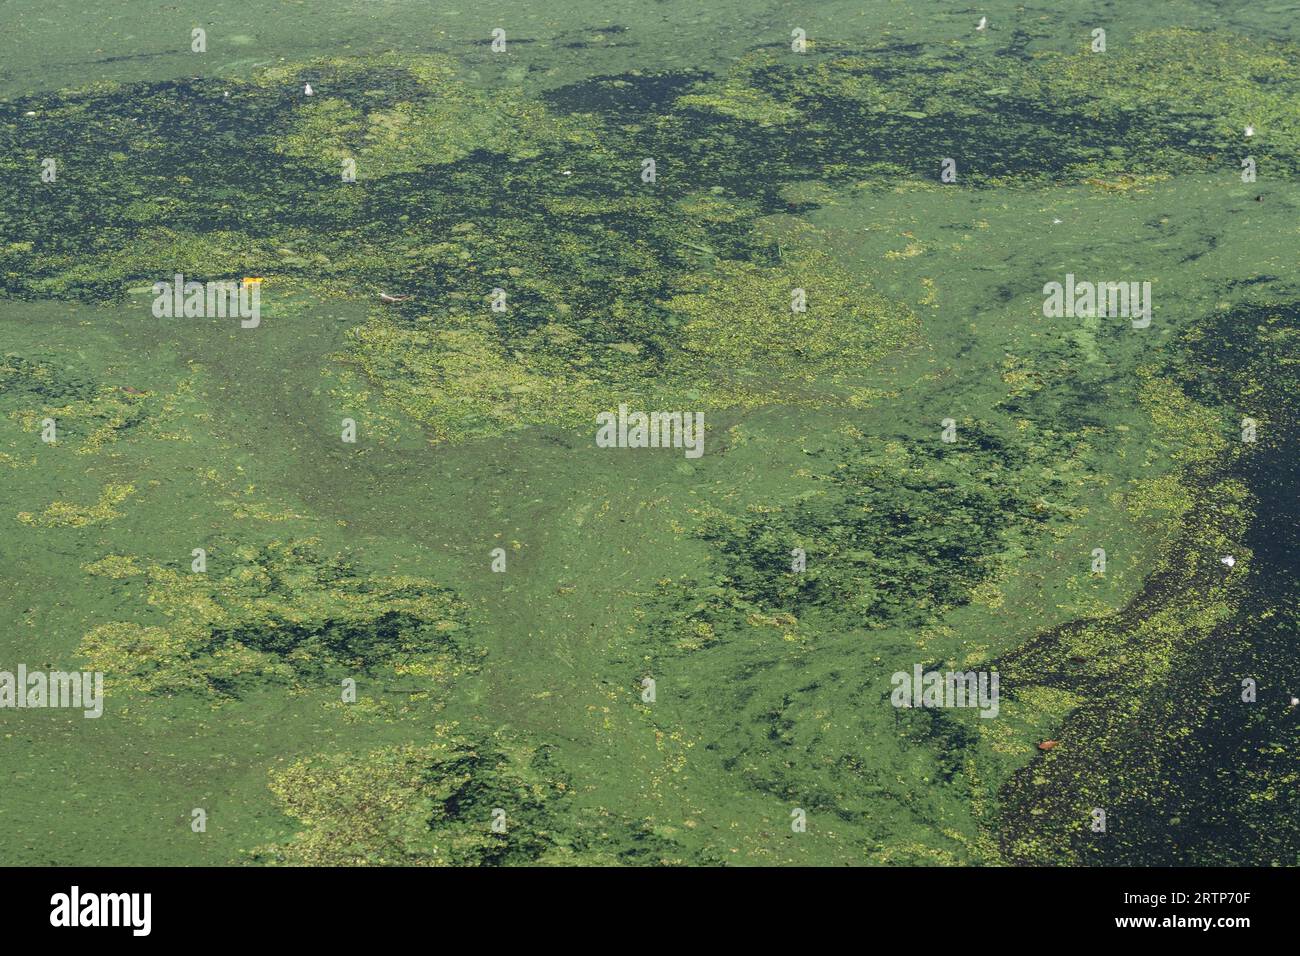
0, 1, 1296, 865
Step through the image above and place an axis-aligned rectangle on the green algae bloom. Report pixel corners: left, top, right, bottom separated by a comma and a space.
0, 16, 1297, 871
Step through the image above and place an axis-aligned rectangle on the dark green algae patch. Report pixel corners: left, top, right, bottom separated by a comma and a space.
4, 30, 1299, 444
648, 421, 1080, 650
993, 301, 1300, 865
1, 53, 918, 445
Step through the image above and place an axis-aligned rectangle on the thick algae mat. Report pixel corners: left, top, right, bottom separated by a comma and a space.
0, 1, 1297, 865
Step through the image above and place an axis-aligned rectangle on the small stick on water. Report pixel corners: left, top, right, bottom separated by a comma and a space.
378, 292, 413, 303
678, 239, 714, 256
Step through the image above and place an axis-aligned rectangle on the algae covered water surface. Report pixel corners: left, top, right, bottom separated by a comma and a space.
0, 0, 1296, 867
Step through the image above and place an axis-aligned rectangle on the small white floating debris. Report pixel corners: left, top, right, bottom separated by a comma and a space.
1220, 555, 1236, 567
1052, 218, 1063, 225
561, 170, 572, 176
304, 83, 315, 96
976, 16, 988, 31
23, 111, 36, 117
1245, 125, 1254, 138
1290, 697, 1299, 708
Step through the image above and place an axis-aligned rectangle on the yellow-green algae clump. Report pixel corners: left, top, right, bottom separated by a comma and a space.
252, 726, 573, 866
80, 539, 478, 698
254, 724, 693, 866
